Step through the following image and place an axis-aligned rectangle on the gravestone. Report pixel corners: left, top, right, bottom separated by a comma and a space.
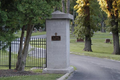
105, 39, 110, 43
77, 38, 84, 42
43, 11, 74, 73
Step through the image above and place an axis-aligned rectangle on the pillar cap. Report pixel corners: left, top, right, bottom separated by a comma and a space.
51, 10, 73, 20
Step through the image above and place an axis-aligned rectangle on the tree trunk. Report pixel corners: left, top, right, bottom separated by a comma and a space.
15, 25, 25, 71
66, 0, 70, 13
119, 46, 120, 53
83, 0, 92, 52
112, 19, 120, 55
84, 36, 92, 51
111, 12, 120, 55
101, 13, 106, 33
112, 32, 120, 54
106, 0, 120, 55
71, 9, 75, 35
101, 21, 106, 32
15, 24, 34, 71
62, 0, 65, 12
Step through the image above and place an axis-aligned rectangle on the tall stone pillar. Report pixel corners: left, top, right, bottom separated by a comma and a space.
43, 11, 74, 73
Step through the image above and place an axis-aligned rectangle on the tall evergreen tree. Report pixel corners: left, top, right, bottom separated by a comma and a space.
98, 0, 120, 55
74, 0, 101, 51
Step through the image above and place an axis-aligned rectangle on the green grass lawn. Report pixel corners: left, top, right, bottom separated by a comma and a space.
70, 31, 120, 61
15, 31, 46, 37
0, 74, 63, 80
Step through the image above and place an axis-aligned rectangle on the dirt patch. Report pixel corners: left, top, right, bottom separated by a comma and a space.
0, 69, 41, 77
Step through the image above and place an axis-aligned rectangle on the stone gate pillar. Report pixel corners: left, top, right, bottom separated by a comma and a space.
43, 11, 74, 73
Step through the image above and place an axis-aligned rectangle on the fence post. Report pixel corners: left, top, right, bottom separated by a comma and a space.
9, 43, 11, 69
46, 38, 47, 68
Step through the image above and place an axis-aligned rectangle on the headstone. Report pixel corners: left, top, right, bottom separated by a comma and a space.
110, 32, 112, 34
43, 11, 74, 73
39, 27, 42, 32
105, 39, 110, 43
77, 38, 84, 42
34, 28, 37, 32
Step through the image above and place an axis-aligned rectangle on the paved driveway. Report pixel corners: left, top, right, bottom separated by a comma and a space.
66, 54, 120, 80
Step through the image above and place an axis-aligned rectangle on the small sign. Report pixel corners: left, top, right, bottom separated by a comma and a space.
51, 33, 61, 41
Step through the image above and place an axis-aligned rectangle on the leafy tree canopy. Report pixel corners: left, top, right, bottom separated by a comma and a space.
98, 0, 120, 33
74, 0, 101, 38
0, 1, 17, 47
0, 0, 60, 47
98, 0, 120, 18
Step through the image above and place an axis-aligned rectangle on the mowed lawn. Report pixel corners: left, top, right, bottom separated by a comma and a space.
0, 74, 63, 80
15, 31, 46, 37
70, 32, 120, 61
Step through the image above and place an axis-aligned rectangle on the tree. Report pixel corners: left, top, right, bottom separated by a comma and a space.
61, 0, 70, 13
66, 0, 70, 13
98, 0, 120, 55
0, 0, 20, 48
46, 0, 61, 10
0, 1, 8, 48
15, 0, 61, 71
62, 0, 65, 12
15, 0, 58, 71
74, 0, 101, 51
0, 0, 61, 71
69, 0, 77, 35
100, 11, 107, 32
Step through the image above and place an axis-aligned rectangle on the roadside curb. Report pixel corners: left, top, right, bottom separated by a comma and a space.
57, 71, 74, 80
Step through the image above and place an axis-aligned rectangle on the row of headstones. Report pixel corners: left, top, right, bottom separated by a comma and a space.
14, 27, 44, 34
77, 38, 111, 43
77, 32, 113, 43
33, 27, 44, 32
